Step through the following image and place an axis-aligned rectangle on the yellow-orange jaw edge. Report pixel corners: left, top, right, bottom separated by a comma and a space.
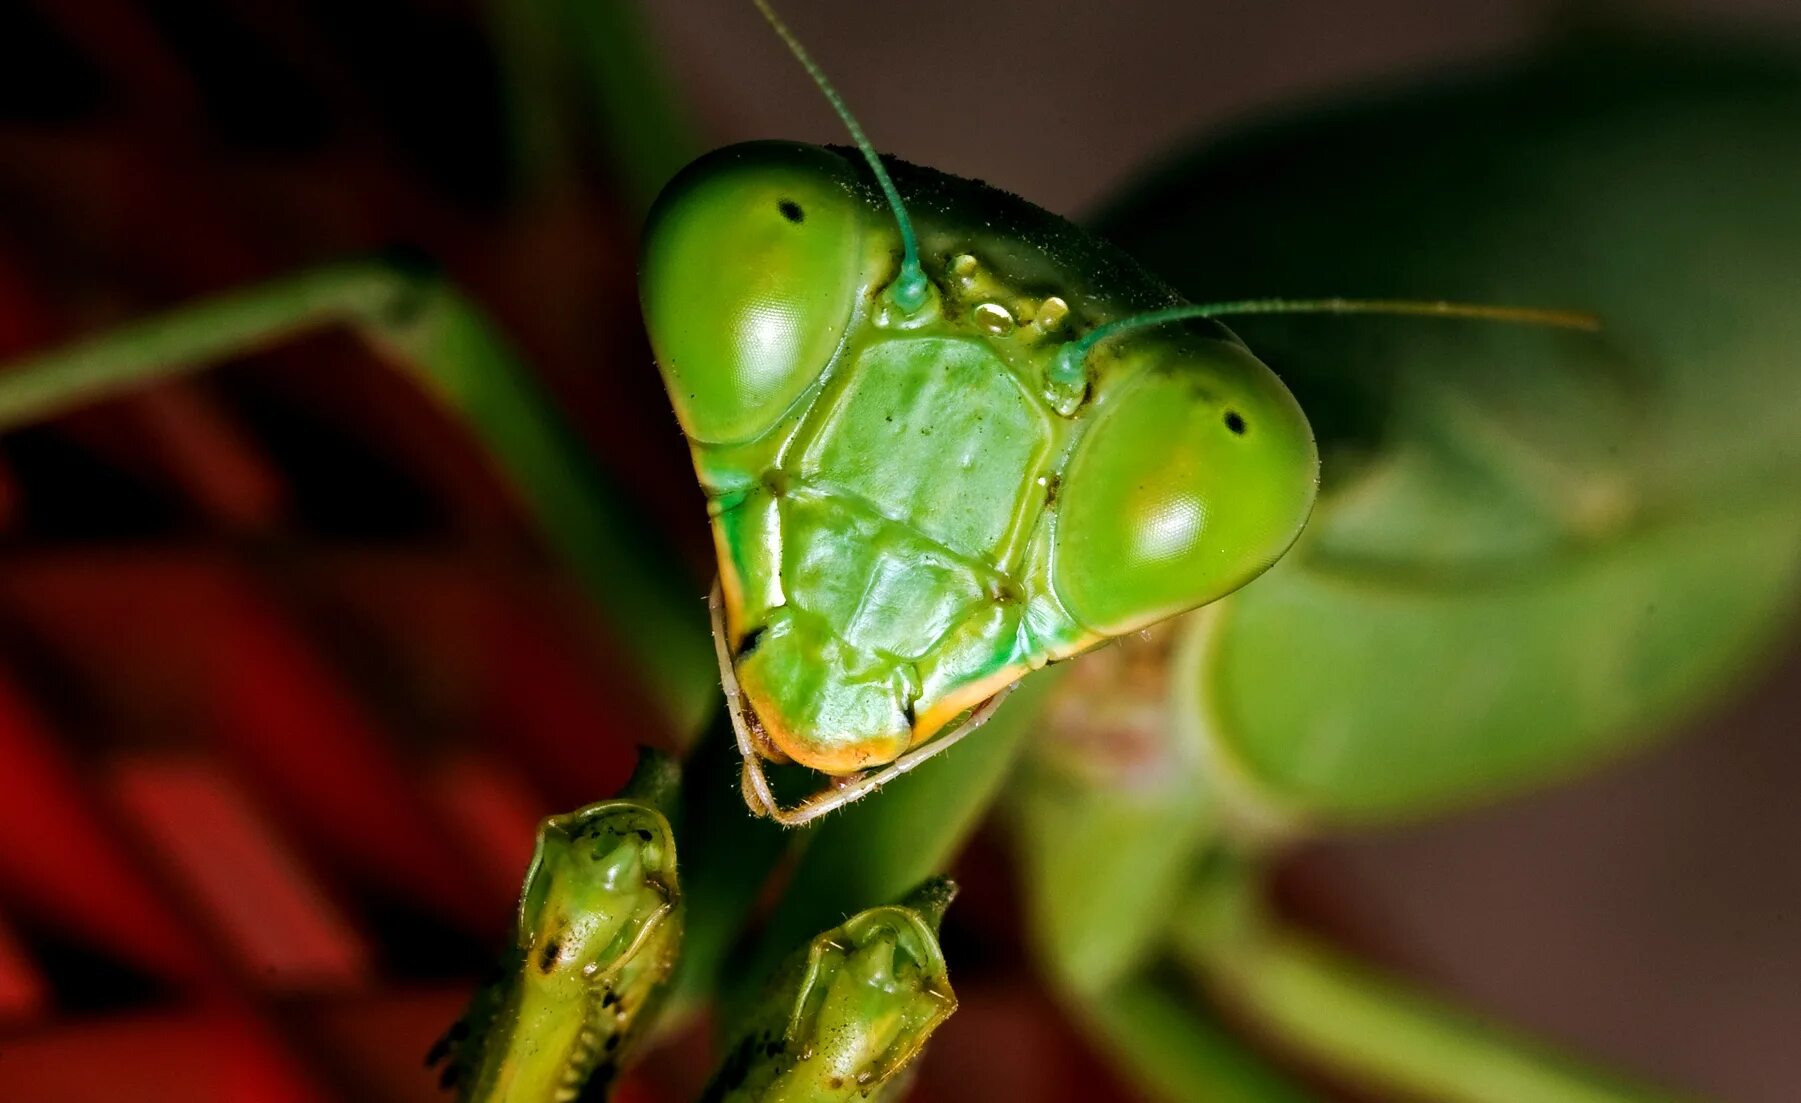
709, 582, 1016, 827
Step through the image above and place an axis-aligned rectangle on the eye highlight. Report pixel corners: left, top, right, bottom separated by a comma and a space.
640, 142, 863, 446
1052, 347, 1317, 637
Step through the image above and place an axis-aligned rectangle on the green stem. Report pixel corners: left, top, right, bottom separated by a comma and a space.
1082, 975, 1317, 1103
484, 0, 580, 197
668, 672, 1071, 1030
724, 667, 1067, 1022
555, 0, 704, 216
484, 0, 704, 213
1175, 904, 1692, 1103
662, 713, 794, 1018
675, 671, 1078, 1031
0, 260, 716, 735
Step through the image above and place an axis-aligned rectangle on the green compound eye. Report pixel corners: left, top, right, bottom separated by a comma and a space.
641, 141, 864, 446
1054, 343, 1319, 636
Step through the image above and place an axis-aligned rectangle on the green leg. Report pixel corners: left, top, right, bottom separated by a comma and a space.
0, 259, 716, 737
721, 666, 1067, 1023
1083, 975, 1318, 1103
1173, 861, 1694, 1103
0, 260, 1074, 1040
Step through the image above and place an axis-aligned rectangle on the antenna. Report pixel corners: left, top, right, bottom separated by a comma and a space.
1049, 297, 1602, 389
752, 0, 929, 313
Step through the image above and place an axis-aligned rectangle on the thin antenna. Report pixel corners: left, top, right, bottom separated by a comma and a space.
752, 0, 929, 313
1050, 297, 1601, 388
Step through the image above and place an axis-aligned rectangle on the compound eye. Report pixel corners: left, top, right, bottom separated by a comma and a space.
1053, 345, 1318, 636
640, 142, 863, 445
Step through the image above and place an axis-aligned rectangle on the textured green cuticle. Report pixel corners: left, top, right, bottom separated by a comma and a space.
643, 141, 1318, 771
701, 880, 958, 1103
432, 793, 683, 1102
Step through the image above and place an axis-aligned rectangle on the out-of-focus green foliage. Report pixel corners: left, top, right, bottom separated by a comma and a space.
1007, 29, 1801, 1103
1167, 856, 1689, 1103
1096, 30, 1801, 823
1011, 634, 1211, 996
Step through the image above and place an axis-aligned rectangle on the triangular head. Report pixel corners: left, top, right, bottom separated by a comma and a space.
640, 139, 1319, 793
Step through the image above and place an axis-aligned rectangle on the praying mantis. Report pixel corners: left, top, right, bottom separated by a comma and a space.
1, 3, 1798, 1101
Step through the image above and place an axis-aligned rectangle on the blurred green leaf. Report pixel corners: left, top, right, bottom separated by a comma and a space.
1007, 633, 1216, 995
1180, 499, 1801, 822
1174, 900, 1691, 1103
1082, 975, 1317, 1103
1097, 31, 1801, 821
486, 0, 702, 213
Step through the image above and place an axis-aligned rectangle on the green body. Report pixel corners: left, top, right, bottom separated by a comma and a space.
641, 142, 1316, 774
701, 880, 958, 1103
1004, 30, 1801, 1103
432, 796, 682, 1102
1099, 32, 1801, 822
